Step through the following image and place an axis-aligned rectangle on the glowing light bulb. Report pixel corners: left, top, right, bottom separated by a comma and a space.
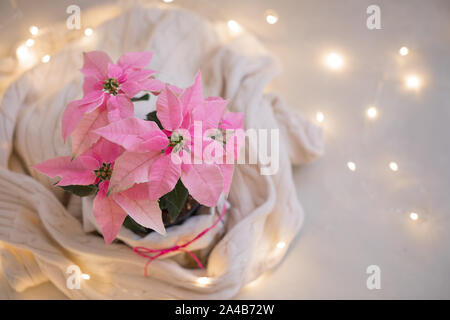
41, 54, 51, 63
196, 277, 211, 286
265, 10, 279, 25
409, 212, 419, 221
325, 52, 343, 70
367, 107, 377, 119
406, 75, 421, 89
389, 162, 398, 172
316, 111, 324, 123
29, 26, 39, 36
84, 28, 93, 37
163, 0, 173, 2
227, 20, 242, 35
399, 46, 409, 56
347, 162, 356, 171
81, 273, 90, 280
276, 241, 286, 249
25, 39, 35, 47
16, 45, 29, 59
16, 45, 35, 67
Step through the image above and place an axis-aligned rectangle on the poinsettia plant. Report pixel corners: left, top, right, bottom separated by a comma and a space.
34, 51, 244, 244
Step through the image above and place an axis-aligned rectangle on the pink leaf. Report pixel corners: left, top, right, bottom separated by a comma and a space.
107, 63, 123, 79
156, 86, 183, 131
82, 76, 102, 95
192, 97, 227, 129
220, 111, 244, 130
181, 163, 223, 207
34, 156, 99, 186
93, 181, 127, 244
148, 153, 181, 200
120, 81, 143, 98
71, 107, 109, 158
108, 151, 160, 194
113, 183, 165, 235
139, 78, 165, 94
82, 138, 123, 164
219, 164, 234, 195
180, 71, 203, 114
95, 118, 162, 151
106, 94, 134, 123
118, 52, 153, 70
81, 51, 112, 80
126, 69, 156, 82
61, 91, 104, 141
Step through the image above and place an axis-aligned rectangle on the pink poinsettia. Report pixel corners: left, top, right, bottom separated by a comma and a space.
96, 72, 244, 207
62, 51, 164, 156
34, 139, 165, 244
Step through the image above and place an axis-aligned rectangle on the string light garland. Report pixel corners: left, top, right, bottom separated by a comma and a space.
399, 46, 409, 56
196, 277, 212, 286
409, 212, 419, 221
276, 241, 286, 249
367, 107, 378, 119
227, 20, 242, 35
316, 111, 324, 123
84, 28, 93, 37
5, 6, 432, 294
347, 162, 356, 172
405, 75, 421, 89
29, 25, 39, 36
41, 54, 50, 63
265, 10, 279, 25
81, 273, 91, 280
389, 162, 399, 172
325, 52, 344, 70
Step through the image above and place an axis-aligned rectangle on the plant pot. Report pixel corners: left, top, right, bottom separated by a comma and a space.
123, 195, 201, 237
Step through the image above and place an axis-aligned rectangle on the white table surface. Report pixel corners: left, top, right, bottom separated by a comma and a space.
1, 0, 449, 299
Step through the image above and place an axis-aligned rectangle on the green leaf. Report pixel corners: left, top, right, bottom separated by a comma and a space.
131, 93, 150, 102
145, 110, 163, 130
60, 184, 98, 197
159, 180, 188, 221
123, 215, 149, 236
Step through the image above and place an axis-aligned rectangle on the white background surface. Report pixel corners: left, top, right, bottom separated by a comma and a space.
1, 0, 449, 299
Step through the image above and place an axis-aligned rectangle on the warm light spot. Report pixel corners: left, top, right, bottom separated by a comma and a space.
81, 273, 90, 280
409, 212, 419, 221
367, 107, 377, 119
41, 54, 51, 63
16, 45, 30, 60
325, 52, 343, 70
265, 10, 279, 25
29, 26, 39, 36
196, 277, 211, 286
16, 45, 35, 67
405, 75, 421, 89
276, 241, 286, 249
227, 20, 242, 35
25, 39, 35, 47
399, 46, 409, 56
84, 28, 93, 37
316, 111, 324, 123
389, 162, 399, 172
347, 162, 356, 171
163, 0, 174, 3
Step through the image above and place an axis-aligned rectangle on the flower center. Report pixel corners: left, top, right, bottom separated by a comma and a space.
103, 78, 120, 95
94, 163, 112, 181
169, 132, 184, 152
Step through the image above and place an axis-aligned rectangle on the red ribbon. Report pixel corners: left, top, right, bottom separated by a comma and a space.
133, 202, 227, 277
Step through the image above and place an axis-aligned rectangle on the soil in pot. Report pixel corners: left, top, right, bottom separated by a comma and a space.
123, 195, 201, 237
